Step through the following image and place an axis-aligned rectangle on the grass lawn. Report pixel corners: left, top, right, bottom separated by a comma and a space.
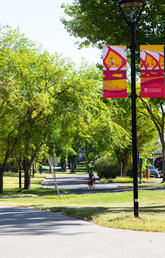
102, 176, 156, 184
1, 172, 165, 232
2, 172, 62, 196
41, 162, 88, 175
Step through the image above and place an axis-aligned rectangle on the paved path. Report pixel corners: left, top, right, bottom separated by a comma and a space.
0, 206, 165, 258
42, 174, 163, 194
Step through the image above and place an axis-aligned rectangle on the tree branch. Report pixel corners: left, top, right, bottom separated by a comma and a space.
140, 98, 162, 138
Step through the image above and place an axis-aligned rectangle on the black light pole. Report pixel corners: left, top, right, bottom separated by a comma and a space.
117, 0, 146, 217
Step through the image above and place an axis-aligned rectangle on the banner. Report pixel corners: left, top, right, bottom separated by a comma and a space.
103, 45, 127, 98
140, 45, 165, 98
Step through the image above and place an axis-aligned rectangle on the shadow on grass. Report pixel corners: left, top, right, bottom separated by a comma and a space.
47, 206, 133, 220
1, 187, 66, 197
140, 205, 165, 213
47, 204, 165, 221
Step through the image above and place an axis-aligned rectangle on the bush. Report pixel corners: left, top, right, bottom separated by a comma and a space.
126, 166, 133, 178
94, 156, 120, 179
125, 166, 147, 178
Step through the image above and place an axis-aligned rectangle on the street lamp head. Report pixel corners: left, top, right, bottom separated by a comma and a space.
117, 0, 146, 8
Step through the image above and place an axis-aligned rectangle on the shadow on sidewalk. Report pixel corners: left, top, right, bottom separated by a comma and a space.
0, 207, 86, 236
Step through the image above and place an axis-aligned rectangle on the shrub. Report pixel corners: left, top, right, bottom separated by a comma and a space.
125, 166, 147, 178
94, 156, 120, 179
126, 166, 133, 178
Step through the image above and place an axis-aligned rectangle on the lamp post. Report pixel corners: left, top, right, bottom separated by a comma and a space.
117, 0, 146, 217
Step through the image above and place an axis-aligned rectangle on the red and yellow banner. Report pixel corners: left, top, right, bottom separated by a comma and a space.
103, 45, 127, 98
140, 45, 165, 98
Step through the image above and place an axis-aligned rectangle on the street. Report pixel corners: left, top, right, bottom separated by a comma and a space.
42, 174, 163, 194
0, 206, 165, 258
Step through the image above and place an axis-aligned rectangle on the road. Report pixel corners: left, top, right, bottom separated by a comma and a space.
42, 174, 163, 194
0, 206, 165, 258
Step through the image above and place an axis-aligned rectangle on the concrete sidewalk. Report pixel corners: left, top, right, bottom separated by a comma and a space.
0, 206, 165, 258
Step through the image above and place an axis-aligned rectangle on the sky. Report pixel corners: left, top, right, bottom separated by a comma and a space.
0, 0, 102, 65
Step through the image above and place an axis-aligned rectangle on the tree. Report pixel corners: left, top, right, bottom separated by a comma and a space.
140, 98, 165, 181
45, 60, 131, 172
61, 0, 165, 178
1, 26, 124, 193
102, 97, 157, 177
61, 0, 165, 48
0, 26, 79, 191
0, 63, 27, 193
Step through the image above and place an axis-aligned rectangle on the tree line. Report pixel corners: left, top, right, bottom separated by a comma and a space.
61, 0, 165, 180
0, 16, 164, 194
0, 26, 130, 193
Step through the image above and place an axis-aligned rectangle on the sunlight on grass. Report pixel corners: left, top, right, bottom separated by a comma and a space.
94, 211, 165, 232
102, 177, 156, 183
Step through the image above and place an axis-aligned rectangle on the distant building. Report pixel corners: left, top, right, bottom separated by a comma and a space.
77, 149, 86, 162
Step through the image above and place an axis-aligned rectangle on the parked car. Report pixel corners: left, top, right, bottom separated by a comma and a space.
148, 166, 159, 178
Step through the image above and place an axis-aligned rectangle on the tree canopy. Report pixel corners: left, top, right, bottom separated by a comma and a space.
0, 10, 164, 194
61, 0, 165, 48
61, 0, 165, 179
0, 26, 132, 192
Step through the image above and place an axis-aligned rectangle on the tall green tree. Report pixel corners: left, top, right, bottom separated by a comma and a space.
46, 61, 131, 171
0, 26, 78, 191
61, 0, 165, 48
140, 99, 165, 181
61, 0, 165, 177
103, 97, 157, 176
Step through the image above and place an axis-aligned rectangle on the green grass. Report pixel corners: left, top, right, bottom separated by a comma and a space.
1, 172, 165, 232
75, 162, 88, 173
102, 176, 156, 183
2, 172, 64, 196
40, 162, 88, 175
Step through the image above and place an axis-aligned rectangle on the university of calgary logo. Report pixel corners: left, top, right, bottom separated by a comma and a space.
103, 45, 165, 99
103, 46, 127, 98
140, 45, 165, 98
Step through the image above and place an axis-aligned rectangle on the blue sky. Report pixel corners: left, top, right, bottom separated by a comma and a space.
0, 0, 102, 65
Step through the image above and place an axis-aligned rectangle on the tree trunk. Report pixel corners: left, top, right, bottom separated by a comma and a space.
85, 143, 90, 170
63, 160, 67, 172
115, 149, 129, 177
162, 142, 165, 182
32, 164, 36, 178
18, 161, 22, 189
71, 162, 76, 173
120, 160, 128, 177
0, 170, 4, 194
23, 159, 31, 190
19, 169, 22, 189
0, 151, 10, 193
61, 158, 67, 172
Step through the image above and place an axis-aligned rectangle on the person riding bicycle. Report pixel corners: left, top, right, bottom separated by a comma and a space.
88, 169, 95, 189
